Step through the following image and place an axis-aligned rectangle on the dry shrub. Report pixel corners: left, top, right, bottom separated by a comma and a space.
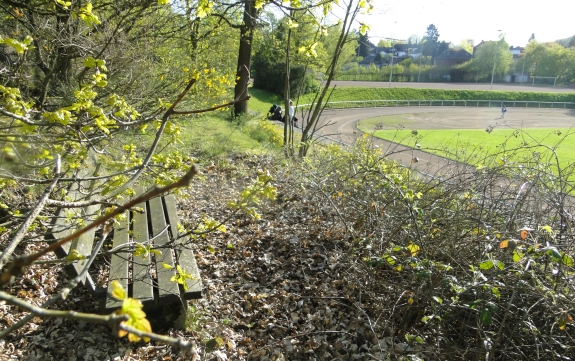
292, 135, 575, 360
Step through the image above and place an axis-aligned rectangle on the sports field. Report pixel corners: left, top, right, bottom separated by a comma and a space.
314, 106, 575, 175
357, 107, 575, 166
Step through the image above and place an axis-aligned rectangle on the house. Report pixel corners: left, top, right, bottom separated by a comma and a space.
473, 40, 486, 55
433, 48, 473, 66
359, 44, 421, 67
509, 46, 524, 60
358, 54, 377, 66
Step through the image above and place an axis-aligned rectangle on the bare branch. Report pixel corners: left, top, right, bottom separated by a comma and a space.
0, 156, 61, 270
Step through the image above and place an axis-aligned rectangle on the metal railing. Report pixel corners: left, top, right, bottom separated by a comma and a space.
298, 99, 575, 110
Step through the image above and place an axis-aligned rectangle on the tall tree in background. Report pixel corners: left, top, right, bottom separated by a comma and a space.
458, 39, 474, 54
422, 24, 440, 57
407, 34, 420, 44
233, 0, 259, 116
377, 39, 392, 47
472, 38, 512, 80
520, 41, 575, 82
357, 32, 371, 57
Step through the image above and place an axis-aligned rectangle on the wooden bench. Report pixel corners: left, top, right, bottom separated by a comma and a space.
50, 169, 202, 328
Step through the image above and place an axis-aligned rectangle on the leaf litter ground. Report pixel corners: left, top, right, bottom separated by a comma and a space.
1, 154, 418, 361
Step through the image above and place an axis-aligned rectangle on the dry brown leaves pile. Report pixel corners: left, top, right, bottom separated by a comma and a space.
0, 154, 415, 361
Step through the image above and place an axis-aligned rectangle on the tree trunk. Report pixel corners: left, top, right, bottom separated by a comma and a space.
233, 0, 257, 116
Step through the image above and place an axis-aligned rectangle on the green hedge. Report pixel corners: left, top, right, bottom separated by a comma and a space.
300, 87, 575, 104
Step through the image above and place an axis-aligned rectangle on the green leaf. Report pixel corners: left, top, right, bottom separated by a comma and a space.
64, 249, 86, 263
432, 296, 443, 305
491, 287, 501, 298
481, 307, 493, 325
421, 315, 434, 323
479, 260, 494, 270
133, 243, 149, 260
205, 336, 224, 352
562, 254, 574, 267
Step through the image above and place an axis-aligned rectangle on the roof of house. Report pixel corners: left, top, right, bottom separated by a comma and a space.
359, 54, 376, 65
394, 44, 410, 51
434, 49, 473, 60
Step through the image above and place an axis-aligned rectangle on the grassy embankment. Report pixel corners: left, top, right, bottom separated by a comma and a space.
298, 87, 575, 104
136, 89, 286, 161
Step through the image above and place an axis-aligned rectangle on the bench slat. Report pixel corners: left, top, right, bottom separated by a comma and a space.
51, 164, 101, 292
164, 194, 179, 240
149, 196, 179, 304
177, 245, 203, 299
131, 187, 154, 304
164, 195, 202, 299
105, 209, 130, 310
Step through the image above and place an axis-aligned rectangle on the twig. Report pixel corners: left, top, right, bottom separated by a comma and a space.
0, 156, 61, 270
171, 94, 251, 115
0, 289, 195, 352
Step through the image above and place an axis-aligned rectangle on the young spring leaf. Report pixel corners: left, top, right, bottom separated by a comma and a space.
407, 243, 420, 256
479, 260, 494, 270
110, 280, 127, 301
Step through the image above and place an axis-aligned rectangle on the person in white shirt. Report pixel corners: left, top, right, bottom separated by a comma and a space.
289, 100, 299, 128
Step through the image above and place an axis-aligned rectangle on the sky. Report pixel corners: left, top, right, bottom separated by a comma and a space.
357, 0, 574, 48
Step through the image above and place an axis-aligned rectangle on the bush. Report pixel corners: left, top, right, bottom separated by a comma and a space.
244, 117, 284, 146
251, 54, 319, 97
293, 135, 575, 359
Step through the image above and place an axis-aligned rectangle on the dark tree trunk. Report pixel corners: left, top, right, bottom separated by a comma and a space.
233, 0, 257, 116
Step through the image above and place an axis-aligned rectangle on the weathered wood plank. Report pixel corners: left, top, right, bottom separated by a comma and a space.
163, 194, 179, 240
104, 209, 130, 310
131, 187, 154, 304
149, 196, 179, 304
177, 244, 203, 300
163, 194, 202, 299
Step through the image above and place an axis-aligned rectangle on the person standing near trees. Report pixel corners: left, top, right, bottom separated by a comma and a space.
501, 105, 507, 119
289, 100, 299, 128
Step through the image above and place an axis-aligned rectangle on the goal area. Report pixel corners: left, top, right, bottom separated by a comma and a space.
532, 76, 557, 87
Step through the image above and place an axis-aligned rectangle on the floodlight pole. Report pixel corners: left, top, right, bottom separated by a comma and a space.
520, 52, 526, 84
489, 55, 497, 90
490, 30, 503, 91
418, 51, 422, 82
388, 47, 394, 87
